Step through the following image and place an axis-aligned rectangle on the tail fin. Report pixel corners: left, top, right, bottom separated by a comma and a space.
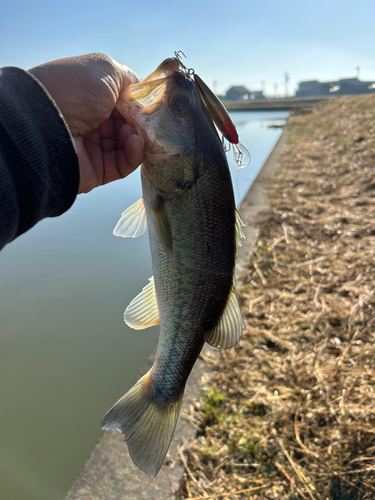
101, 369, 184, 478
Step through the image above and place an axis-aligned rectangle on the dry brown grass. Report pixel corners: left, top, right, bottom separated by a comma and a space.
178, 95, 375, 499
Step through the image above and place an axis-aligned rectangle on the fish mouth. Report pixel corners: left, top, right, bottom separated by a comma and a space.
124, 78, 168, 111
122, 57, 181, 112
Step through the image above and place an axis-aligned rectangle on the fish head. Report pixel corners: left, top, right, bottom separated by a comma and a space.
117, 58, 222, 196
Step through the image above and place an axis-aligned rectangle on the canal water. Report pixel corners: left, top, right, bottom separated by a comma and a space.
0, 110, 288, 500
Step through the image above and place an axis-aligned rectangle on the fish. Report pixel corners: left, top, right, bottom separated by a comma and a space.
101, 56, 245, 478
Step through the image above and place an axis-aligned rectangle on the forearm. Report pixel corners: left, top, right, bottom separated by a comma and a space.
0, 67, 79, 250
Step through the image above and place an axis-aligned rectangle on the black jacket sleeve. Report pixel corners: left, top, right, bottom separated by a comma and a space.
0, 67, 80, 251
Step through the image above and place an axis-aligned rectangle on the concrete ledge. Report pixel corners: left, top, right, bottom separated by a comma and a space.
64, 129, 288, 500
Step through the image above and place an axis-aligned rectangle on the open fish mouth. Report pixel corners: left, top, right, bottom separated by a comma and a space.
124, 78, 168, 114
122, 57, 181, 113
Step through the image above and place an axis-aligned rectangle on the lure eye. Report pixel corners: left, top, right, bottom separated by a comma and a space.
171, 94, 190, 116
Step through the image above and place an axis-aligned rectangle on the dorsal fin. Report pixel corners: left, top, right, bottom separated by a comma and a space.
113, 198, 147, 238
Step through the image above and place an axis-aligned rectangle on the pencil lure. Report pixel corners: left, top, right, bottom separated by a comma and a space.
193, 73, 251, 169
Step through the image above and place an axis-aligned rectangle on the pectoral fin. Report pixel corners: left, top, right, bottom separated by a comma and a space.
124, 277, 160, 330
113, 198, 147, 238
151, 196, 172, 252
205, 287, 243, 349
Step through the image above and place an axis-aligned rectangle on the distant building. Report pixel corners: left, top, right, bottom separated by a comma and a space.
296, 77, 375, 97
222, 85, 265, 101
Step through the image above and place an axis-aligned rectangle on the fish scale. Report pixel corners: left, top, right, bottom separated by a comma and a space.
145, 164, 235, 396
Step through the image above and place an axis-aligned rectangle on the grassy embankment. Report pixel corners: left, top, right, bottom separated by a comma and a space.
178, 95, 375, 499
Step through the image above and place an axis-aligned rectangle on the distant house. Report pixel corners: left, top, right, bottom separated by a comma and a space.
222, 86, 265, 101
296, 77, 375, 97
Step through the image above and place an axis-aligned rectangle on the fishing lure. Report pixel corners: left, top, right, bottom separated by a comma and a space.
174, 52, 251, 169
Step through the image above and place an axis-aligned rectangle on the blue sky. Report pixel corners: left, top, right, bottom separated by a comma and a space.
1, 0, 374, 96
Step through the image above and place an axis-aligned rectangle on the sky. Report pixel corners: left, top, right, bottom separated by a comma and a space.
1, 0, 374, 97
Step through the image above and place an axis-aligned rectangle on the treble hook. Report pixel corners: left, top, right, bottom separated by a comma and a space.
221, 137, 231, 153
174, 51, 195, 77
174, 50, 187, 61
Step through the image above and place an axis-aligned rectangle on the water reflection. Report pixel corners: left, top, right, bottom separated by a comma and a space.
0, 110, 288, 500
229, 111, 289, 205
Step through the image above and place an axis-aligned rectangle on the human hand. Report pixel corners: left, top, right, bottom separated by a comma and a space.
29, 53, 144, 194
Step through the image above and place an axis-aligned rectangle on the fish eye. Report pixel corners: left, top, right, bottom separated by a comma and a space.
171, 94, 190, 116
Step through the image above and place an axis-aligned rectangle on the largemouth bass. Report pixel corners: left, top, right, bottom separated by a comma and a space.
101, 57, 245, 478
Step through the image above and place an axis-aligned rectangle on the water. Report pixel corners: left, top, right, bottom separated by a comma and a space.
0, 110, 288, 500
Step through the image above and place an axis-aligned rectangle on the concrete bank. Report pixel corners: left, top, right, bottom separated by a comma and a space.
224, 96, 330, 111
64, 130, 288, 500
